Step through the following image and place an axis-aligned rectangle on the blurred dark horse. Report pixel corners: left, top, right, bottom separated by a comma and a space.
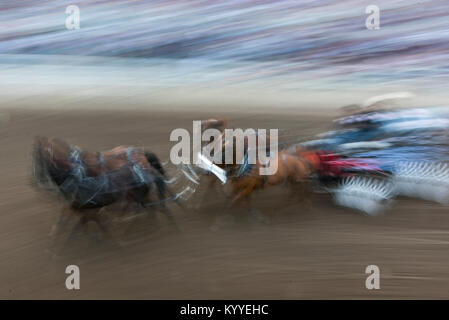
32, 136, 178, 248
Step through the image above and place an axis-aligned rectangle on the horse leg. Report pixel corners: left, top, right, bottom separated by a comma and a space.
50, 214, 88, 258
230, 181, 257, 207
233, 185, 271, 225
49, 205, 79, 256
294, 163, 313, 209
49, 204, 75, 237
158, 204, 182, 232
152, 179, 181, 232
90, 213, 122, 249
290, 181, 312, 210
301, 181, 313, 206
194, 175, 217, 210
287, 159, 313, 209
120, 198, 134, 214
141, 203, 160, 229
211, 183, 255, 231
126, 200, 161, 239
65, 215, 88, 244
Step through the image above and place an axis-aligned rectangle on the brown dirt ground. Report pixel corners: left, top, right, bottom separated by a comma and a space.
1, 107, 449, 299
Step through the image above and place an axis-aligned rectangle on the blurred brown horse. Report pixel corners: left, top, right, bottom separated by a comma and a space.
32, 136, 178, 249
223, 147, 318, 210
197, 118, 320, 220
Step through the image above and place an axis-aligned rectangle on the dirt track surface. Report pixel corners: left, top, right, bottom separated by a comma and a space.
1, 107, 449, 299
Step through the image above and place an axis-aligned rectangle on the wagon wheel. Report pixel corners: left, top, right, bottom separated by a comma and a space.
391, 160, 449, 205
330, 173, 395, 216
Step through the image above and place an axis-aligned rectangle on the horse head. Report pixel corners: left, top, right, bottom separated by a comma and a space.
32, 136, 75, 190
200, 117, 228, 134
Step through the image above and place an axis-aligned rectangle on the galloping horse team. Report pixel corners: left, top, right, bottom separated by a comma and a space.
36, 91, 448, 251
32, 93, 449, 251
32, 117, 321, 249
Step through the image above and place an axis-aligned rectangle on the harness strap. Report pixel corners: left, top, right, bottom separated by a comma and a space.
59, 146, 86, 198
126, 148, 150, 185
69, 147, 86, 181
281, 153, 288, 186
94, 151, 110, 198
98, 152, 106, 170
236, 152, 251, 177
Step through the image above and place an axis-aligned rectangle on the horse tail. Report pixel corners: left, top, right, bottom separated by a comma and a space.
144, 151, 166, 178
143, 151, 187, 211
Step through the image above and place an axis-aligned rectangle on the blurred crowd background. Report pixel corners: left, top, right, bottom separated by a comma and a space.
0, 0, 448, 93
